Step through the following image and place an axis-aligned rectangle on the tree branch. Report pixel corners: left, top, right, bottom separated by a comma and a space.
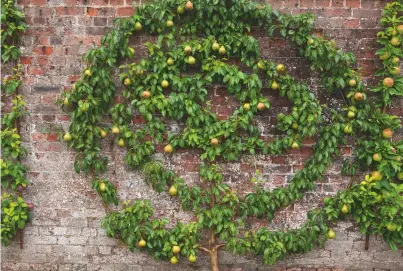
198, 246, 211, 254
215, 243, 225, 250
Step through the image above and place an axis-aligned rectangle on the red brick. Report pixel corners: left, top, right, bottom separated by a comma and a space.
27, 66, 45, 75
271, 156, 286, 164
345, 19, 360, 28
331, 0, 344, 7
301, 0, 315, 8
273, 175, 285, 185
36, 56, 49, 65
132, 115, 146, 124
116, 7, 134, 16
36, 142, 62, 152
342, 147, 351, 156
324, 8, 351, 17
32, 133, 46, 141
20, 56, 33, 65
109, 0, 124, 5
316, 0, 330, 7
32, 0, 46, 5
181, 163, 199, 172
56, 115, 70, 121
17, 0, 31, 4
346, 0, 360, 8
46, 133, 59, 142
283, 0, 299, 8
37, 36, 50, 45
42, 115, 56, 122
87, 7, 98, 16
41, 93, 58, 104
33, 46, 53, 55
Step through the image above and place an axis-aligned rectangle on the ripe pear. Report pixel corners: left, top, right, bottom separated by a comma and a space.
211, 138, 219, 145
164, 144, 173, 153
141, 91, 151, 98
185, 1, 193, 10
118, 138, 125, 147
379, 52, 389, 61
184, 46, 192, 54
188, 254, 197, 263
167, 58, 174, 65
135, 22, 142, 31
257, 102, 265, 111
373, 153, 382, 162
341, 204, 349, 214
188, 56, 196, 65
391, 57, 400, 64
354, 92, 363, 100
386, 223, 397, 231
257, 61, 264, 69
111, 126, 120, 134
276, 64, 285, 72
382, 128, 393, 138
63, 133, 72, 142
169, 185, 177, 196
172, 245, 181, 254
391, 37, 400, 46
347, 111, 355, 119
371, 171, 382, 181
343, 124, 352, 134
138, 239, 146, 247
166, 20, 174, 27
271, 81, 279, 90
177, 6, 184, 14
161, 80, 169, 88
348, 79, 357, 87
170, 256, 178, 264
100, 129, 108, 138
124, 78, 131, 86
327, 229, 336, 239
383, 77, 394, 88
99, 182, 106, 192
218, 46, 226, 55
212, 42, 220, 51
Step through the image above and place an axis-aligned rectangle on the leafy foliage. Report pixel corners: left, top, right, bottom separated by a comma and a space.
1, 193, 30, 246
1, 0, 29, 246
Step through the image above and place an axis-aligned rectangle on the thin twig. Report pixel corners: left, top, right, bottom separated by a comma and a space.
365, 233, 370, 250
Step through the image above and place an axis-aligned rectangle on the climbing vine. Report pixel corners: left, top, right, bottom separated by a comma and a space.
59, 0, 402, 269
1, 0, 32, 247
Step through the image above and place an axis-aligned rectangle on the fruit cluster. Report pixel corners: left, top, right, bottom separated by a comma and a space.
59, 0, 402, 268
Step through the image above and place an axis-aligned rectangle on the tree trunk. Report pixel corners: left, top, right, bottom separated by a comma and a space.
210, 248, 220, 271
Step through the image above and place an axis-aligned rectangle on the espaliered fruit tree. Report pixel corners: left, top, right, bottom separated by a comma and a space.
59, 1, 403, 270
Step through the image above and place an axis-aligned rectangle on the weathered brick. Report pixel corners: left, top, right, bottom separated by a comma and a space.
3, 1, 403, 271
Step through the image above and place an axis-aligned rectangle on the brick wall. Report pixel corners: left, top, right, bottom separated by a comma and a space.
2, 0, 403, 270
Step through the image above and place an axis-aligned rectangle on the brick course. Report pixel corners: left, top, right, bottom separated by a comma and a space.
2, 0, 403, 270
